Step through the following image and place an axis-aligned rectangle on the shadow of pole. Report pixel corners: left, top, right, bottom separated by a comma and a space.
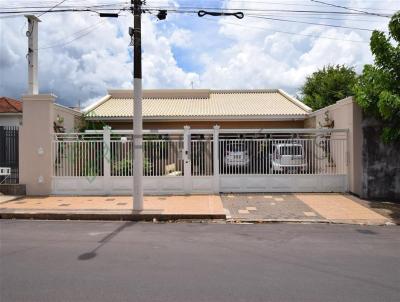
78, 221, 137, 260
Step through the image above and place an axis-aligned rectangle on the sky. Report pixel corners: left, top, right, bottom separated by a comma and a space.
0, 0, 399, 108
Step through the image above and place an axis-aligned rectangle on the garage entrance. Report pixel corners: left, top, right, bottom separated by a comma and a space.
51, 127, 348, 195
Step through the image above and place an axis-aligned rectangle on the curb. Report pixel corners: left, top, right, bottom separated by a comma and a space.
0, 212, 226, 221
226, 218, 393, 226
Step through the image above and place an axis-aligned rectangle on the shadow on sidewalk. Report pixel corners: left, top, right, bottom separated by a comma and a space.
78, 221, 137, 261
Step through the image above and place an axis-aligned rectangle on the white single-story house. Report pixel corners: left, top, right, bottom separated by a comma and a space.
84, 89, 312, 130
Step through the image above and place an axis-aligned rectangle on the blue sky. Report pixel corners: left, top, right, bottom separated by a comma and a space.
0, 0, 399, 107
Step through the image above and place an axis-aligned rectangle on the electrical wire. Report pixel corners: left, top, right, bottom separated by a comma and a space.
37, 0, 69, 17
197, 15, 368, 44
38, 20, 106, 50
246, 14, 377, 32
310, 0, 392, 18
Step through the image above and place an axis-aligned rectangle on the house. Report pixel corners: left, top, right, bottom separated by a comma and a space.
0, 97, 23, 127
83, 89, 312, 130
0, 96, 82, 132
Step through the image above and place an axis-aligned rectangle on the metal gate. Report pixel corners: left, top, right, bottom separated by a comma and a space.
0, 126, 19, 184
51, 127, 348, 195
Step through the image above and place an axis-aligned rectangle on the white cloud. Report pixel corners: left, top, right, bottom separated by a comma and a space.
196, 0, 398, 93
0, 0, 198, 106
0, 0, 398, 106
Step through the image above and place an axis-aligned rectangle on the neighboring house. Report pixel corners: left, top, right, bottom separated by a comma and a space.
0, 97, 23, 127
84, 89, 312, 130
53, 103, 82, 132
0, 96, 82, 132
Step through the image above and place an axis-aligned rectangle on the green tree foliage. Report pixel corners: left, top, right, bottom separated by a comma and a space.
300, 65, 357, 110
354, 12, 400, 143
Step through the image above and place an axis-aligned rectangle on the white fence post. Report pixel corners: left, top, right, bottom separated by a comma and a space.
213, 125, 220, 194
183, 125, 191, 194
103, 126, 111, 194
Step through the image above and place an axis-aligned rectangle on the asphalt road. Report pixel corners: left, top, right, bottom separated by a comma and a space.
1, 221, 399, 302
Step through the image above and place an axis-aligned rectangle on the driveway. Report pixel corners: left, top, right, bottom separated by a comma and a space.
221, 193, 326, 221
221, 193, 390, 224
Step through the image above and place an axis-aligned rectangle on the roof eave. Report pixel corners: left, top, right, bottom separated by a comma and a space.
278, 89, 312, 113
85, 114, 308, 121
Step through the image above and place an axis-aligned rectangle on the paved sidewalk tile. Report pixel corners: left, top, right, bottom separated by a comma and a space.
221, 193, 325, 221
0, 195, 225, 216
295, 194, 390, 224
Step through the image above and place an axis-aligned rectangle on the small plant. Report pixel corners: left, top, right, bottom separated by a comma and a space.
112, 157, 152, 175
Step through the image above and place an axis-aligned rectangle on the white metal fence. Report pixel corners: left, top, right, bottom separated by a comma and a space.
219, 137, 347, 175
52, 127, 348, 194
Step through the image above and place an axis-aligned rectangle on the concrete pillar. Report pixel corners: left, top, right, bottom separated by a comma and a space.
213, 125, 220, 193
183, 125, 191, 194
19, 94, 56, 195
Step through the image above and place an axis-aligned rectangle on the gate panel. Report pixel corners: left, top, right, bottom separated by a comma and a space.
190, 138, 214, 193
51, 128, 349, 195
218, 131, 348, 193
0, 126, 19, 184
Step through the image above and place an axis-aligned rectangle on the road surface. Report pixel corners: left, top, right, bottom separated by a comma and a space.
1, 220, 399, 302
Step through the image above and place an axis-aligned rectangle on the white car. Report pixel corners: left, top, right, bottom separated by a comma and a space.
271, 143, 307, 173
224, 143, 250, 167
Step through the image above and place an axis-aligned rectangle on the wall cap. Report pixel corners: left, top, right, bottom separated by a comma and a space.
309, 96, 355, 117
22, 94, 57, 102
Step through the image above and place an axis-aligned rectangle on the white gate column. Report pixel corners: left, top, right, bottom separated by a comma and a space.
183, 126, 191, 194
103, 126, 111, 194
213, 125, 220, 193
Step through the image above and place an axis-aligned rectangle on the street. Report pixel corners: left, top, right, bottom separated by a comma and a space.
1, 220, 399, 302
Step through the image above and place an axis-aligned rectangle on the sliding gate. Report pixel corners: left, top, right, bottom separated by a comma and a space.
51, 128, 348, 195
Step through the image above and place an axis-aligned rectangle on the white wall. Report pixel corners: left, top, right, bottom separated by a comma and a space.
306, 97, 363, 196
0, 114, 22, 127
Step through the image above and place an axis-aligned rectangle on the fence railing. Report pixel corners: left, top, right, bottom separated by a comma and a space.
191, 140, 213, 176
52, 140, 104, 177
52, 128, 348, 178
0, 126, 19, 184
219, 137, 347, 175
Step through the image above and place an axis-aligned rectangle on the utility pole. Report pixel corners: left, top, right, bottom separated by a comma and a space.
25, 15, 41, 94
131, 0, 143, 210
100, 3, 242, 211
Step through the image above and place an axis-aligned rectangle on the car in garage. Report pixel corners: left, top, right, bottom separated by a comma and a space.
223, 142, 250, 167
271, 143, 307, 173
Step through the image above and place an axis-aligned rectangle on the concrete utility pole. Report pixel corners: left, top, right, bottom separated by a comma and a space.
131, 0, 143, 210
99, 3, 242, 211
25, 15, 41, 94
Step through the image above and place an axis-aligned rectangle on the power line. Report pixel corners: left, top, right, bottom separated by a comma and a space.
198, 15, 368, 44
246, 14, 378, 32
0, 5, 394, 17
310, 0, 391, 18
37, 20, 106, 50
37, 0, 69, 17
144, 5, 394, 17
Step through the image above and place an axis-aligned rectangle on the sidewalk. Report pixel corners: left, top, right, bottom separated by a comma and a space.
0, 195, 226, 221
0, 193, 394, 225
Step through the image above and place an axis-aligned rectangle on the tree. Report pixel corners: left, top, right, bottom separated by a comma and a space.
300, 65, 357, 110
354, 11, 400, 143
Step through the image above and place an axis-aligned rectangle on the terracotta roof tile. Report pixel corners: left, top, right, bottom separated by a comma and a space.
0, 97, 22, 113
